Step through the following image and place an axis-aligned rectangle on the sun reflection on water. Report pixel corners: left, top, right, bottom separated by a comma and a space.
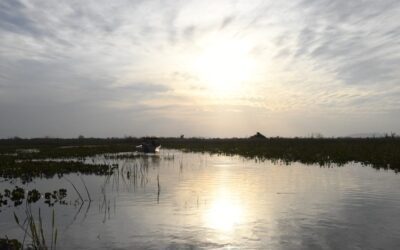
203, 189, 245, 233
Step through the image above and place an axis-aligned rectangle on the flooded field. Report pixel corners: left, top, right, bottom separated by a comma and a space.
1, 149, 400, 249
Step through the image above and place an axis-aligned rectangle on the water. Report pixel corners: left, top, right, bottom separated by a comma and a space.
1, 150, 400, 249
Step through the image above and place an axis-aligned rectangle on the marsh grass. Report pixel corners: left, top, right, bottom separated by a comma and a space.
1, 137, 399, 177
160, 137, 400, 172
14, 207, 57, 250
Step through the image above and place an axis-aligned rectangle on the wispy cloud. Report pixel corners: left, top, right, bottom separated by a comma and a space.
0, 0, 399, 137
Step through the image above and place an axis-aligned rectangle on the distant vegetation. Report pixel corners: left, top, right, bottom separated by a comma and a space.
161, 137, 400, 172
0, 136, 399, 173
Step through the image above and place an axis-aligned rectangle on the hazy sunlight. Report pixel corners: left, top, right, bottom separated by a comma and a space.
193, 39, 254, 96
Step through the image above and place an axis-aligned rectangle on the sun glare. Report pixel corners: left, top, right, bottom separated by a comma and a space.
204, 193, 244, 232
194, 39, 254, 96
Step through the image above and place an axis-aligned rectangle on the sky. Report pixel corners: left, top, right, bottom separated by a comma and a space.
0, 0, 399, 138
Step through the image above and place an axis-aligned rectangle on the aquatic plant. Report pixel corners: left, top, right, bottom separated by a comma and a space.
27, 189, 41, 203
0, 160, 114, 183
1, 136, 400, 175
0, 187, 68, 210
13, 207, 58, 250
160, 137, 400, 172
44, 189, 67, 206
0, 193, 7, 207
0, 238, 22, 250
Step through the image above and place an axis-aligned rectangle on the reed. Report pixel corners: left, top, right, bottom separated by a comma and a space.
64, 177, 84, 203
80, 177, 92, 201
157, 174, 161, 203
13, 207, 58, 250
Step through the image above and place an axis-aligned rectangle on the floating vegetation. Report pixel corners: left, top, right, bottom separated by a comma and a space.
0, 187, 68, 210
0, 160, 114, 183
0, 194, 7, 207
27, 189, 41, 203
1, 186, 25, 207
44, 189, 67, 206
16, 148, 40, 154
11, 187, 25, 206
0, 238, 22, 250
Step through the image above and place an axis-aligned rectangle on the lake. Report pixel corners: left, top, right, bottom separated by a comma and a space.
1, 150, 400, 249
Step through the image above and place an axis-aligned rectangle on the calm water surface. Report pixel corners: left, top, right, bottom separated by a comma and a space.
1, 150, 400, 249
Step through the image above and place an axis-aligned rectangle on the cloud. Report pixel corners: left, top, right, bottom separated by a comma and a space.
220, 15, 235, 30
0, 0, 41, 36
0, 0, 399, 137
292, 0, 400, 86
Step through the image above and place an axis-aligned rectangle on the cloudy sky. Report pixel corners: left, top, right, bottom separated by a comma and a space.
0, 0, 399, 138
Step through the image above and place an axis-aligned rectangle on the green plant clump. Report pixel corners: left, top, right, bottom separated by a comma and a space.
0, 238, 22, 250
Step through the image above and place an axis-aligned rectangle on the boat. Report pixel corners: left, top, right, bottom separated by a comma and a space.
136, 142, 161, 153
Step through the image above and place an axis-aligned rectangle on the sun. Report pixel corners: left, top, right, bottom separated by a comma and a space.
193, 39, 254, 96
